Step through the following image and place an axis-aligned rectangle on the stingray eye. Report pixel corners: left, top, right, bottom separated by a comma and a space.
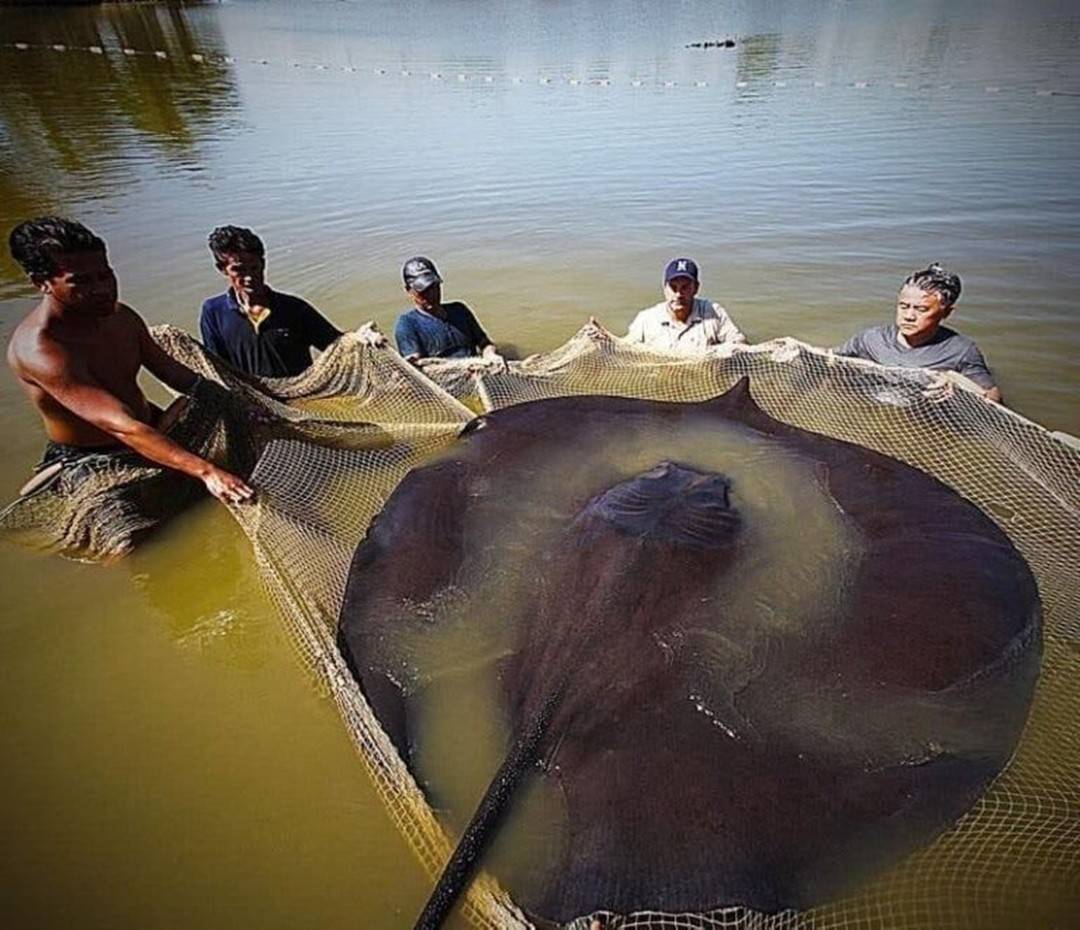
643, 461, 675, 480
461, 417, 489, 436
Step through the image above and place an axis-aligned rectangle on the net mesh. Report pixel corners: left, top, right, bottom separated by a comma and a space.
3, 323, 1077, 928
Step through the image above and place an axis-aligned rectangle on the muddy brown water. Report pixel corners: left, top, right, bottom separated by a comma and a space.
1, 1, 1077, 927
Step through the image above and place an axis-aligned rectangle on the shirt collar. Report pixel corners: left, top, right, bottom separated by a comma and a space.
227, 288, 274, 331
664, 298, 703, 328
226, 287, 276, 313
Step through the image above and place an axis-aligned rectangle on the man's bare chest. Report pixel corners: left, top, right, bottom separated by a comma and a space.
58, 320, 142, 385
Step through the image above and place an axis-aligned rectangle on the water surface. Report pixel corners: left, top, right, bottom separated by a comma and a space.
1, 1, 1077, 927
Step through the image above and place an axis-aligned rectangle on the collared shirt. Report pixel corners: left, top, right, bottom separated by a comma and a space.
834, 323, 995, 388
394, 302, 491, 360
199, 288, 341, 377
625, 297, 745, 354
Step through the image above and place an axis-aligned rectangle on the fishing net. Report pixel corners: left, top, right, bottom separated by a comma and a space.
0, 376, 234, 561
3, 323, 1077, 928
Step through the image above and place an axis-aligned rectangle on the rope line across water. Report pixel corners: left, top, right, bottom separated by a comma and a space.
4, 41, 1079, 98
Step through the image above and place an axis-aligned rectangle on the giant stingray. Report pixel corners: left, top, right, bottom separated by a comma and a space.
337, 379, 1041, 927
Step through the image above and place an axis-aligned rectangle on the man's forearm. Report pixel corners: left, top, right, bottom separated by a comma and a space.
168, 366, 201, 395
107, 417, 215, 480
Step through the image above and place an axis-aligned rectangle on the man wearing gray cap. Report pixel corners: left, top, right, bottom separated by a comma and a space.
394, 257, 504, 367
625, 258, 745, 354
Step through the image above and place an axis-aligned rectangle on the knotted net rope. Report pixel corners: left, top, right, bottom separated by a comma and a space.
3, 323, 1077, 928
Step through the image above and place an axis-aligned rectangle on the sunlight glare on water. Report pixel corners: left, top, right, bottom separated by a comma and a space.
0, 1, 1077, 927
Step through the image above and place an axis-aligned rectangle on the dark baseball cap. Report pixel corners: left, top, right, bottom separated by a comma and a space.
402, 256, 442, 292
663, 257, 699, 283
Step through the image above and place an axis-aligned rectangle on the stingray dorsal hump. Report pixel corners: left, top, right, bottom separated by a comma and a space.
583, 461, 740, 549
701, 375, 783, 433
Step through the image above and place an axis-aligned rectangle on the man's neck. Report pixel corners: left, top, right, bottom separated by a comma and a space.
896, 326, 940, 349
234, 286, 270, 311
668, 299, 695, 324
419, 303, 446, 319
41, 297, 109, 329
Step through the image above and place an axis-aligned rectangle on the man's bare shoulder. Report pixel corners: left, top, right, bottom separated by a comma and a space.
115, 301, 144, 320
7, 303, 57, 377
117, 301, 159, 344
7, 303, 144, 381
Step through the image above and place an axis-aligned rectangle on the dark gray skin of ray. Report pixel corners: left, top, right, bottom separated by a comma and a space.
337, 378, 1042, 926
412, 462, 742, 928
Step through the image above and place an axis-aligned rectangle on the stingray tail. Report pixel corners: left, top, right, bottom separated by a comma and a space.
414, 686, 562, 929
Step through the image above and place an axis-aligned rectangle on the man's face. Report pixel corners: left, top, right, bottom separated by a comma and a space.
408, 282, 441, 312
220, 251, 266, 299
895, 284, 950, 346
40, 250, 118, 317
664, 275, 699, 317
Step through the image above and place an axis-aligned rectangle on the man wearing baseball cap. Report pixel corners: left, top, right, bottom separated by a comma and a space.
625, 258, 745, 354
393, 256, 504, 367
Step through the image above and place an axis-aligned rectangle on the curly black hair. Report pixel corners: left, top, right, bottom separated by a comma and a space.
8, 216, 107, 283
902, 262, 962, 308
207, 225, 265, 269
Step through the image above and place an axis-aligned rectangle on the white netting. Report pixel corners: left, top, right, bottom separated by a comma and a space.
4, 324, 1077, 928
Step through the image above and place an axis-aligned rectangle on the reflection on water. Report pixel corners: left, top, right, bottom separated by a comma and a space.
735, 33, 782, 83
0, 2, 1078, 928
398, 416, 861, 906
2, 1, 1076, 435
0, 2, 237, 282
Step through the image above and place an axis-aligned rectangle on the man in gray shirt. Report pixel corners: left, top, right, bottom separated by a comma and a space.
834, 263, 1002, 403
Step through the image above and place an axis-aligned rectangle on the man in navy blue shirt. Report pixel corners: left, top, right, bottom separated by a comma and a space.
393, 257, 504, 368
200, 226, 342, 377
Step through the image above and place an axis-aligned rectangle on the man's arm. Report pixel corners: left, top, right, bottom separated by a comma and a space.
134, 308, 202, 395
711, 302, 746, 344
958, 344, 1002, 404
199, 302, 227, 359
459, 304, 493, 353
457, 305, 505, 369
833, 331, 867, 358
394, 314, 423, 362
24, 337, 253, 505
296, 298, 343, 351
626, 311, 646, 343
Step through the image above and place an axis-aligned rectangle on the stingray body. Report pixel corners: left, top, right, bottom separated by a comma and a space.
337, 379, 1041, 924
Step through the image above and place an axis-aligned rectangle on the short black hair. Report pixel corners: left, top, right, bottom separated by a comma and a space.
8, 216, 107, 282
207, 225, 265, 269
903, 262, 962, 308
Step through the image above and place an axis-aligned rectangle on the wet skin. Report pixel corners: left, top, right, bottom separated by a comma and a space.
338, 381, 1041, 920
7, 248, 253, 504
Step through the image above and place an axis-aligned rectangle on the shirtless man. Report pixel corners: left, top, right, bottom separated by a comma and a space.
7, 216, 253, 504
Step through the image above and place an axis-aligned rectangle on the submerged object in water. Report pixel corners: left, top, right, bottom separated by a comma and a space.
337, 378, 1041, 925
686, 38, 737, 48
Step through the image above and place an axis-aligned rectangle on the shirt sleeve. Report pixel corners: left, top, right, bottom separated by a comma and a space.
296, 299, 342, 351
711, 303, 746, 344
626, 311, 646, 343
199, 303, 225, 358
394, 313, 421, 358
957, 343, 996, 389
834, 331, 867, 358
459, 304, 492, 351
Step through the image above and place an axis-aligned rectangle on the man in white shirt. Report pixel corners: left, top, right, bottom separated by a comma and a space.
625, 258, 745, 354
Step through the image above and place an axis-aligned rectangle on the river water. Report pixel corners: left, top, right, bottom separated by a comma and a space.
0, 1, 1077, 928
